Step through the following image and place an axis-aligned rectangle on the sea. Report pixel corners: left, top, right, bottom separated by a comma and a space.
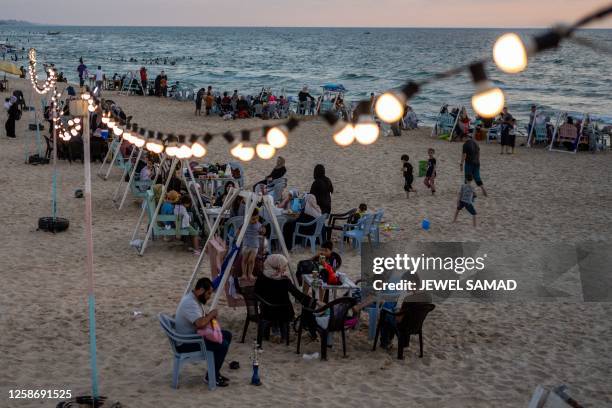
1, 26, 611, 124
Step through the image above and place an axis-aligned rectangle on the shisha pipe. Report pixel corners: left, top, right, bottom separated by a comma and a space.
250, 341, 262, 386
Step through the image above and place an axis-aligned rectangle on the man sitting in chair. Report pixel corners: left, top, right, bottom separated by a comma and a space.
175, 278, 232, 387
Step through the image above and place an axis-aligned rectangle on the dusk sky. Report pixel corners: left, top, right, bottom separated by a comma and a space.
3, 0, 612, 28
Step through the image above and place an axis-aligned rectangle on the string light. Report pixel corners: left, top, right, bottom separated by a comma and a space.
469, 62, 505, 118
333, 122, 356, 147
354, 115, 379, 145
256, 142, 276, 159
190, 135, 208, 158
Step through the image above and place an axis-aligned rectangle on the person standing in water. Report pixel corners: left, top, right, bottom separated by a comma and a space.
77, 58, 87, 87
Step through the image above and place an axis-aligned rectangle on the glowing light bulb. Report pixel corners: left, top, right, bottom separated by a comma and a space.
146, 139, 164, 154
74, 118, 81, 124
354, 116, 380, 145
68, 120, 74, 126
63, 131, 70, 138
176, 144, 193, 159
191, 141, 207, 158
256, 143, 276, 159
123, 131, 133, 143
230, 143, 244, 159
82, 93, 91, 100
70, 128, 78, 136
133, 136, 145, 148
165, 144, 179, 157
75, 125, 82, 131
238, 144, 255, 161
107, 120, 115, 129
266, 126, 288, 148
493, 33, 528, 74
88, 105, 95, 112
113, 126, 123, 136
375, 92, 405, 123
101, 116, 109, 124
332, 122, 356, 146
471, 83, 505, 118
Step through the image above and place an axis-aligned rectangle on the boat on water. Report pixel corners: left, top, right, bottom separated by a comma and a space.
47, 31, 61, 35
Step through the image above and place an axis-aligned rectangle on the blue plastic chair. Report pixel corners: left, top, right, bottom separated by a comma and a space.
340, 214, 374, 254
292, 214, 328, 254
158, 313, 216, 390
368, 209, 385, 246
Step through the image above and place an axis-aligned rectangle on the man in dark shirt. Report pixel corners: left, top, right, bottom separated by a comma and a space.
461, 135, 487, 196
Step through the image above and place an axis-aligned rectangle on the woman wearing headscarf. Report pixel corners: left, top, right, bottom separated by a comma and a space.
309, 164, 333, 214
254, 255, 307, 328
282, 194, 321, 250
5, 96, 20, 138
253, 156, 286, 191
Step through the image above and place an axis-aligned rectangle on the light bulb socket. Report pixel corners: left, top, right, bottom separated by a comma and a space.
223, 131, 235, 144
241, 130, 251, 142
469, 62, 488, 84
286, 117, 299, 131
203, 133, 213, 144
322, 111, 339, 126
400, 81, 420, 99
533, 29, 563, 53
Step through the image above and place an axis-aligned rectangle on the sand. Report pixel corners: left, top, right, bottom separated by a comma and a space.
1, 79, 611, 407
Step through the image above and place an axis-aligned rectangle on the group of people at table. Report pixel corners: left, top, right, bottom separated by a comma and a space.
134, 153, 434, 387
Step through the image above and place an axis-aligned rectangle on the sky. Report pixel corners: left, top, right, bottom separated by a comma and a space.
3, 0, 612, 28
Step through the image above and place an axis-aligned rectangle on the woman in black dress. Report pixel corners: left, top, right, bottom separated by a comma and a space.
309, 164, 333, 214
5, 96, 20, 138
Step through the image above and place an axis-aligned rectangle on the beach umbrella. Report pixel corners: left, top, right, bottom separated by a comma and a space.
0, 61, 21, 76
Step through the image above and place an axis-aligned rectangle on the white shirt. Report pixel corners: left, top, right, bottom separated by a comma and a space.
95, 70, 104, 81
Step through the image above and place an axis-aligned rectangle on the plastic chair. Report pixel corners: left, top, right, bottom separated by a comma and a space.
267, 177, 287, 203
158, 313, 216, 390
326, 208, 357, 241
368, 209, 385, 246
295, 296, 357, 360
340, 214, 374, 254
229, 161, 245, 188
292, 214, 328, 254
261, 212, 287, 254
372, 303, 436, 359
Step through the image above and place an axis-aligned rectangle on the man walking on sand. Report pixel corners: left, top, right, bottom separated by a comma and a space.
95, 66, 105, 96
460, 134, 487, 197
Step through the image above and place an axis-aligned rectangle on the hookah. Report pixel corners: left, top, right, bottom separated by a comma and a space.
250, 340, 262, 386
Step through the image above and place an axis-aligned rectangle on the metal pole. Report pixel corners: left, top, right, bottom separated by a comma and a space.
207, 193, 259, 312
185, 162, 212, 231
73, 97, 99, 399
184, 187, 240, 295
130, 155, 166, 242
139, 158, 179, 256
262, 195, 298, 286
102, 135, 124, 180
51, 90, 58, 220
111, 147, 136, 202
527, 107, 537, 147
97, 137, 117, 177
117, 148, 143, 210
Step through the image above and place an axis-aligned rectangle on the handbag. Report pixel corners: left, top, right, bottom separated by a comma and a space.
197, 318, 223, 344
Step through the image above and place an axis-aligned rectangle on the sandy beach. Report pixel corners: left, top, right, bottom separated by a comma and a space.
1, 78, 611, 407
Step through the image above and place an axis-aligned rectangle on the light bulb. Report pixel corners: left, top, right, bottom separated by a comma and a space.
256, 143, 276, 159
88, 105, 95, 112
70, 128, 78, 136
82, 93, 91, 100
493, 33, 528, 74
176, 144, 193, 159
113, 126, 123, 136
74, 118, 81, 124
123, 131, 133, 143
266, 126, 288, 148
375, 92, 405, 123
472, 83, 505, 118
354, 116, 379, 145
146, 139, 164, 154
133, 136, 145, 148
230, 143, 244, 159
165, 144, 178, 157
75, 125, 82, 131
63, 131, 70, 138
101, 116, 109, 124
68, 120, 74, 126
238, 144, 255, 161
332, 122, 355, 146
191, 141, 207, 158
107, 120, 115, 129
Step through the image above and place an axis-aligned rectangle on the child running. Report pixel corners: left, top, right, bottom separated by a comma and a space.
401, 154, 416, 199
424, 148, 437, 195
453, 174, 477, 227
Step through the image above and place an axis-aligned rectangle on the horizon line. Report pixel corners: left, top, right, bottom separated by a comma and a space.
4, 21, 611, 30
